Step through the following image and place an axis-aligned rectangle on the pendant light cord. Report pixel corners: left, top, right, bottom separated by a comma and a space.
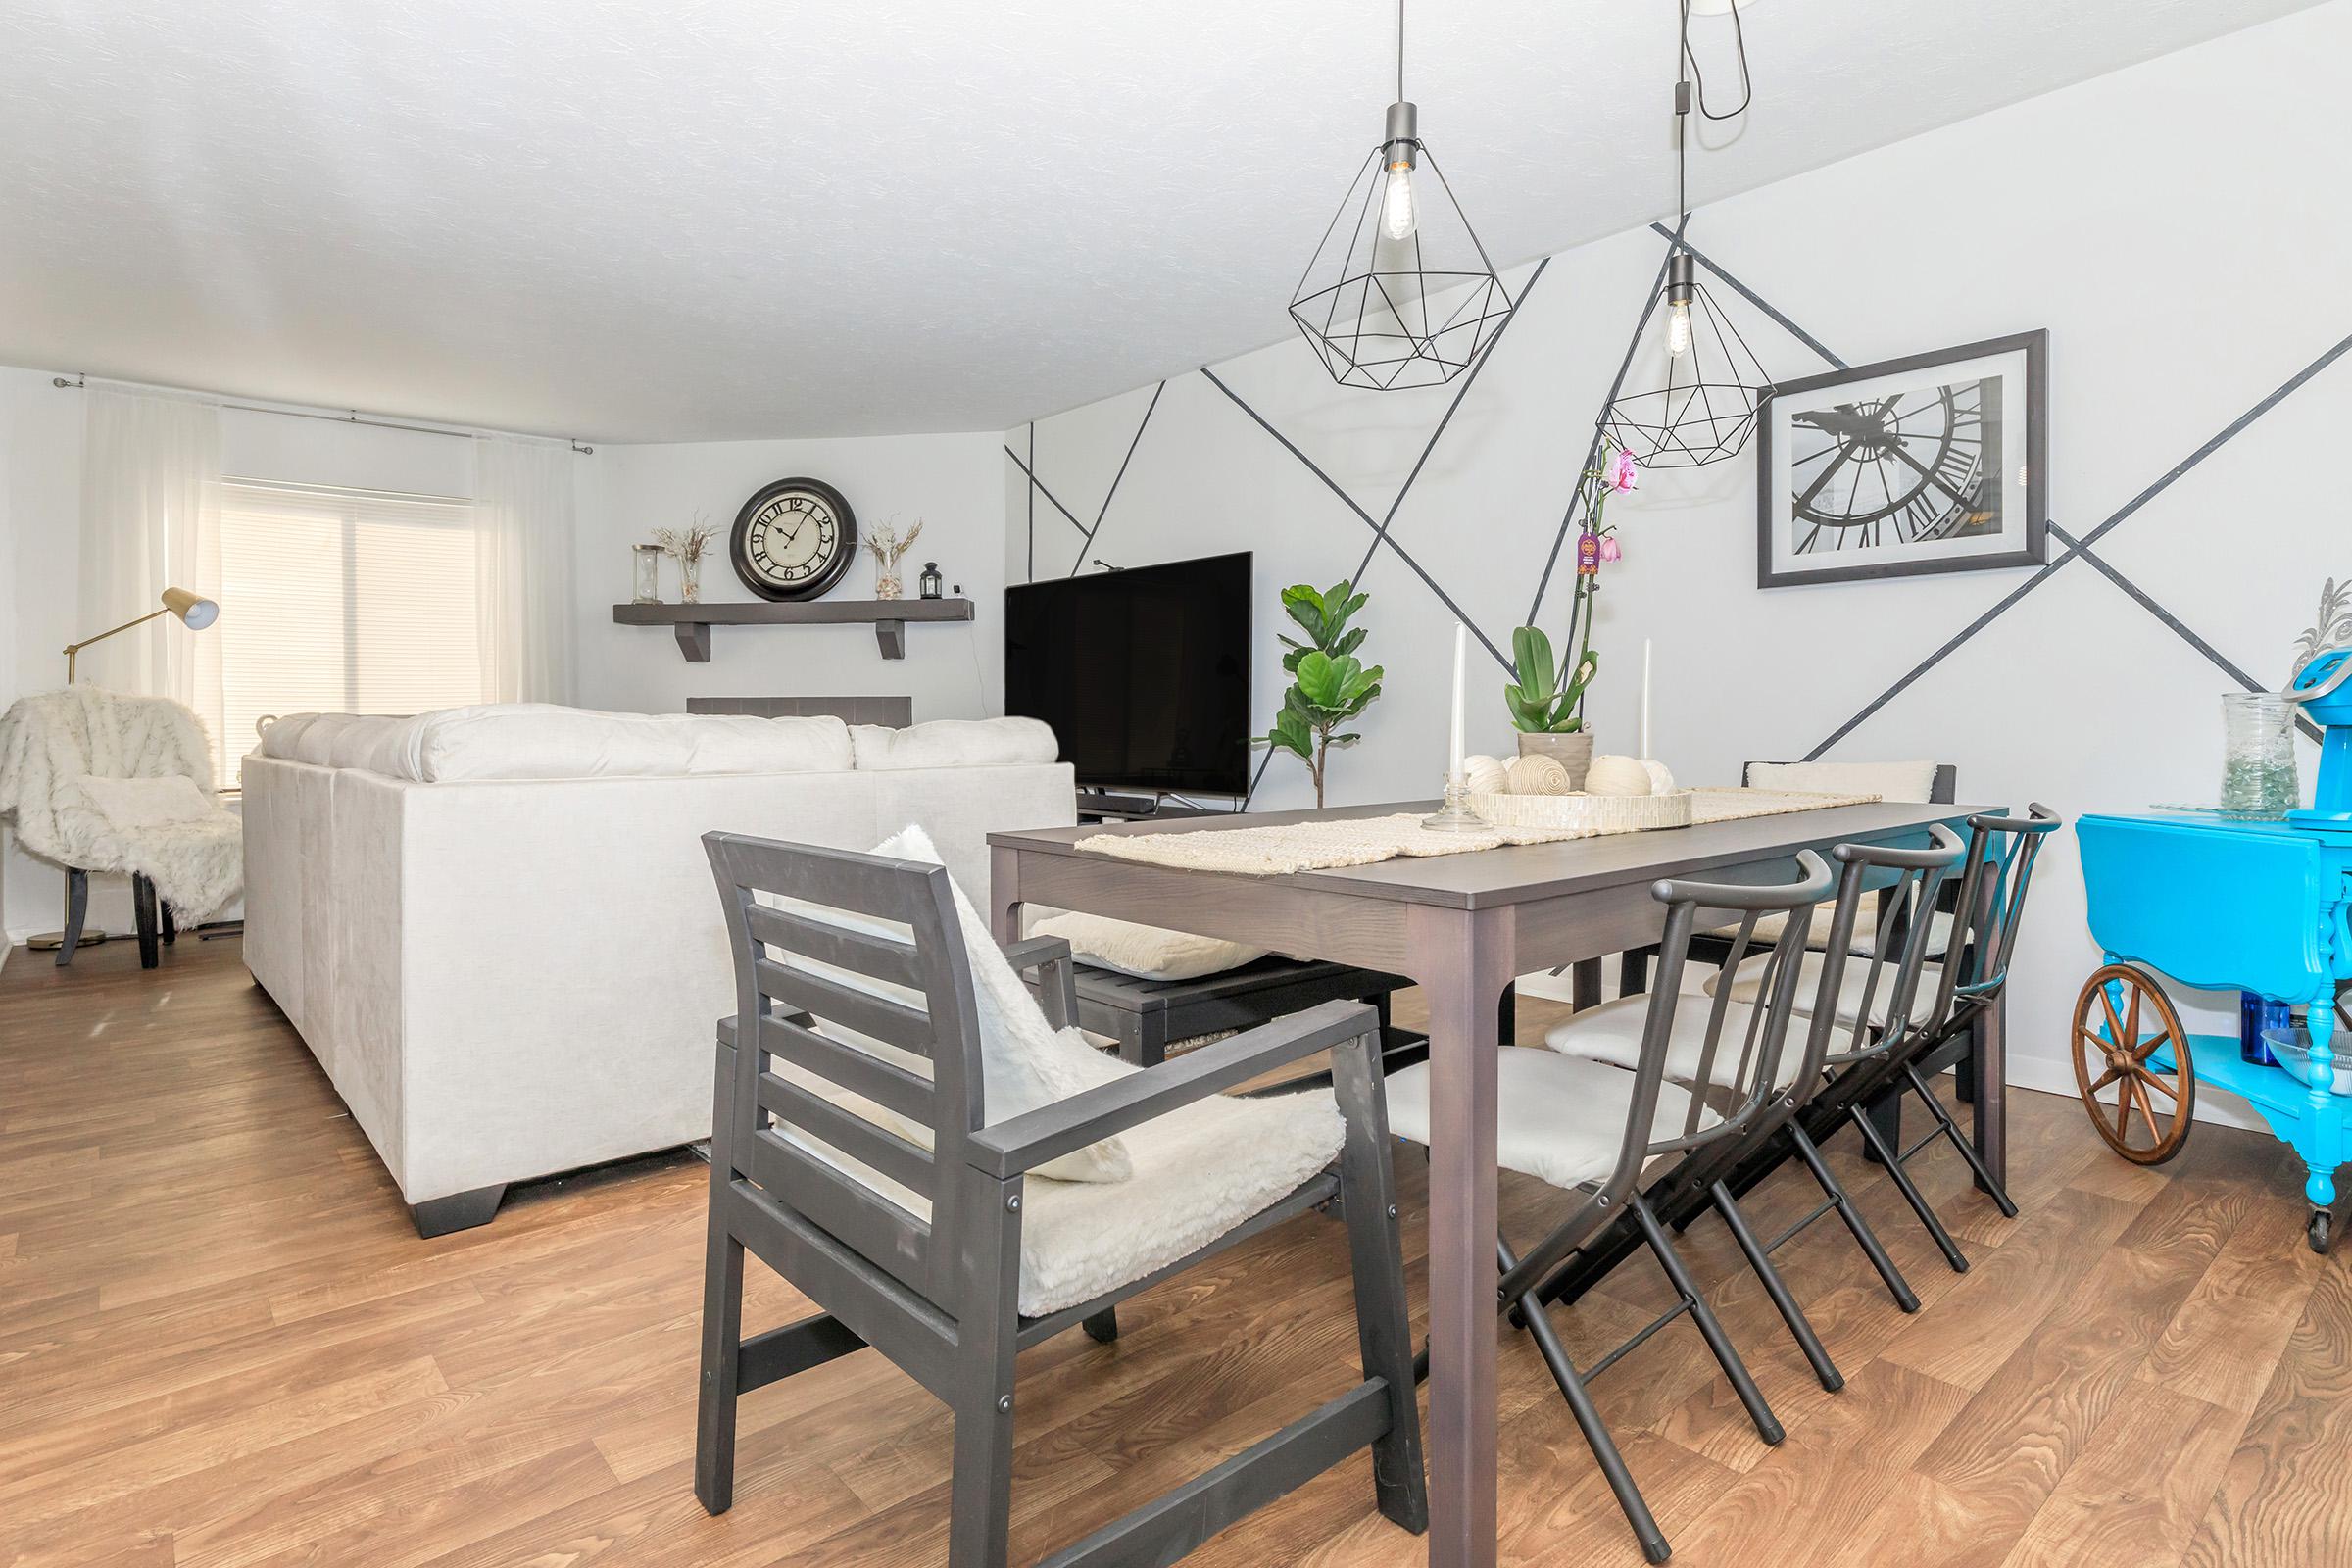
1674, 0, 1754, 227
1396, 0, 1406, 102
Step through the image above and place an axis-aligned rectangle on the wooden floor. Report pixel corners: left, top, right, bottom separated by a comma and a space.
3, 939, 2348, 1568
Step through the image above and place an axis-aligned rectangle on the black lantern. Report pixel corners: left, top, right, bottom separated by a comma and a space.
917, 562, 943, 600
1290, 0, 1512, 391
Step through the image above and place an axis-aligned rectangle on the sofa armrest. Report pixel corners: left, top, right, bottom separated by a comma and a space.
964, 1000, 1377, 1179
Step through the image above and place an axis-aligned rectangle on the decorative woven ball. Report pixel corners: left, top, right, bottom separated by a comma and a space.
1641, 760, 1676, 795
1460, 754, 1510, 796
1503, 753, 1572, 796
1585, 754, 1654, 798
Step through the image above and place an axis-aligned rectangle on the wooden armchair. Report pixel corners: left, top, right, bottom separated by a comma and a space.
696, 830, 1426, 1567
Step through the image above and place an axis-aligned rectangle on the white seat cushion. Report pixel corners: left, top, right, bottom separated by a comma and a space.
1705, 906, 1955, 957
1026, 908, 1270, 981
1385, 1049, 1719, 1192
1745, 759, 1938, 803
261, 704, 856, 780
1541, 993, 1807, 1093
1704, 951, 1945, 1033
787, 1035, 1345, 1318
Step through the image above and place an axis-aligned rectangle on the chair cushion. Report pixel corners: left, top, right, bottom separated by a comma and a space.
1385, 1049, 1719, 1192
1746, 759, 1938, 803
850, 717, 1058, 770
1704, 951, 1945, 1033
1026, 908, 1270, 981
1542, 993, 1807, 1093
783, 1039, 1345, 1318
1704, 906, 1954, 957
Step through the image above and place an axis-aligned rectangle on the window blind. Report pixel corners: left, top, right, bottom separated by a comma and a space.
213, 478, 485, 778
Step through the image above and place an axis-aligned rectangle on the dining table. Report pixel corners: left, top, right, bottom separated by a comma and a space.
989, 797, 1999, 1568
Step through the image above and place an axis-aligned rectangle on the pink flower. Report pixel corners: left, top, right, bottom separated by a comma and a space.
1597, 534, 1623, 564
1609, 449, 1640, 492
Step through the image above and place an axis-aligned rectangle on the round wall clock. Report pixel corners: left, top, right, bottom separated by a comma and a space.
729, 477, 858, 602
1788, 383, 1988, 552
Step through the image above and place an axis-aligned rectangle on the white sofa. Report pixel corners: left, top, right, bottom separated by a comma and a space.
240, 704, 1074, 1235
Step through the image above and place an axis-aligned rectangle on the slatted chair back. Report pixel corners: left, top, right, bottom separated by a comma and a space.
704, 830, 987, 1313
1931, 804, 2064, 1019
1622, 851, 1838, 1170
1787, 826, 1967, 1082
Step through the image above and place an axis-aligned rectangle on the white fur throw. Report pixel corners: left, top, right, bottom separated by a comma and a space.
0, 686, 242, 921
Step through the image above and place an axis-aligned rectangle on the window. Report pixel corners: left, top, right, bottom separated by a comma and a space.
212, 478, 485, 776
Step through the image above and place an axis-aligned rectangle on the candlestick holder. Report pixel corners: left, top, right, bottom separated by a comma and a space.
1421, 771, 1490, 833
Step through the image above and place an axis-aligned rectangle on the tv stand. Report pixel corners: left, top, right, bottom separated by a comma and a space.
1074, 790, 1237, 825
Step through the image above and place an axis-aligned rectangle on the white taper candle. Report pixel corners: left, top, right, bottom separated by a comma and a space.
1449, 622, 1467, 785
1641, 638, 1653, 761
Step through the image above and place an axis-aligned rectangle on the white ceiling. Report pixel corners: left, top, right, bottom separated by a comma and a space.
0, 0, 2323, 442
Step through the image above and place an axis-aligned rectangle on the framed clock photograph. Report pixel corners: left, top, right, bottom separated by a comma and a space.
730, 477, 858, 602
1756, 329, 2047, 589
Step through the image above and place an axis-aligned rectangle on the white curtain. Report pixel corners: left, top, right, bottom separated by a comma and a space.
77, 389, 223, 721
473, 435, 577, 706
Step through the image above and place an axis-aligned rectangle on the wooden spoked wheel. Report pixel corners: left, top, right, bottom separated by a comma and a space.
2072, 964, 2196, 1165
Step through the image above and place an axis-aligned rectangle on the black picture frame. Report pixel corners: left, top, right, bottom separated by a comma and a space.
1756, 329, 2047, 590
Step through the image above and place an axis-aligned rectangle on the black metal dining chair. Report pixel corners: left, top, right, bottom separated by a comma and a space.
1384, 851, 1835, 1565
694, 830, 1427, 1568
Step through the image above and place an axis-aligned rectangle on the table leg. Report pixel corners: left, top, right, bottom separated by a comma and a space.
1571, 957, 1603, 1013
1969, 988, 2007, 1195
989, 846, 1021, 947
1414, 906, 1512, 1568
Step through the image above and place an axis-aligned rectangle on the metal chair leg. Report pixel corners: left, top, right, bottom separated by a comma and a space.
1709, 1180, 1842, 1393
132, 874, 161, 970
1502, 1242, 1671, 1565
1628, 1192, 1783, 1445
56, 868, 88, 967
1905, 1063, 2018, 1218
1848, 1093, 1970, 1273
1787, 1123, 1919, 1313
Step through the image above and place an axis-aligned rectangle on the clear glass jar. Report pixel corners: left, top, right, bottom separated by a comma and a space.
631, 543, 663, 604
2220, 692, 2299, 815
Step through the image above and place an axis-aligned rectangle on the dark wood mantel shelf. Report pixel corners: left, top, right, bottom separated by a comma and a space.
612, 598, 974, 662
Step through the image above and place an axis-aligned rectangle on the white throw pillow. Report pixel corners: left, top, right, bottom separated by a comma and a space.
772, 824, 1129, 1186
1027, 909, 1269, 982
1746, 760, 1938, 803
76, 774, 216, 828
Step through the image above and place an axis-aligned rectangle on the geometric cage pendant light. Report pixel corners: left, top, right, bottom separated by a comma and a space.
1602, 0, 1768, 466
1291, 0, 1514, 391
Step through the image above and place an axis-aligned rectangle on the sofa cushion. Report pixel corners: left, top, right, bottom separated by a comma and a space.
263, 704, 855, 781
1746, 759, 1937, 803
851, 717, 1057, 771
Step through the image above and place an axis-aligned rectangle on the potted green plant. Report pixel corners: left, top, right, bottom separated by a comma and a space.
1259, 580, 1383, 808
1507, 448, 1636, 785
1504, 625, 1596, 786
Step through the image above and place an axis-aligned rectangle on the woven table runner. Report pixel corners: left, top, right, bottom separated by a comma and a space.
1072, 788, 1880, 877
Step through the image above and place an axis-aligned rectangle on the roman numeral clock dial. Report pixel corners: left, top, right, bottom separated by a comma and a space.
1788, 383, 1987, 553
728, 477, 858, 602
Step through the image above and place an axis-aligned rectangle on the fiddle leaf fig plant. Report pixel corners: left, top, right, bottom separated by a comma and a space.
1260, 580, 1383, 807
1505, 625, 1597, 734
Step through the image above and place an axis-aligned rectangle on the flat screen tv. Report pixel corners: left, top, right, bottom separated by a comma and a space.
1004, 552, 1252, 797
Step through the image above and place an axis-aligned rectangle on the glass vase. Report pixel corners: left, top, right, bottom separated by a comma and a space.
631, 544, 663, 604
874, 565, 903, 601
2219, 692, 2298, 815
677, 552, 703, 604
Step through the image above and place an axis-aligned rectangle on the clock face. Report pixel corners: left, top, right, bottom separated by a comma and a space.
1788, 380, 1992, 553
729, 478, 858, 601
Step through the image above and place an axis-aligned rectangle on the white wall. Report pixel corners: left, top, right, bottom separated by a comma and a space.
573, 432, 1006, 721
1005, 3, 2352, 1122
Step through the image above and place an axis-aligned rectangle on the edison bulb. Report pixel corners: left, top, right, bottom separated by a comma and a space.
1666, 301, 1692, 357
1381, 162, 1417, 241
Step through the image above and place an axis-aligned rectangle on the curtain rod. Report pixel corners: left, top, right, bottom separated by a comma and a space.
49, 374, 594, 455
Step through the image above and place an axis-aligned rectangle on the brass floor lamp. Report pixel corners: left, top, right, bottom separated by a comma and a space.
24, 587, 221, 955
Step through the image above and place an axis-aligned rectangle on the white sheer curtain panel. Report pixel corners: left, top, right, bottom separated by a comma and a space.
473, 435, 577, 706
76, 389, 223, 717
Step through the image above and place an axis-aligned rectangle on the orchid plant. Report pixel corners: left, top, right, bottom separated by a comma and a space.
1511, 448, 1637, 729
